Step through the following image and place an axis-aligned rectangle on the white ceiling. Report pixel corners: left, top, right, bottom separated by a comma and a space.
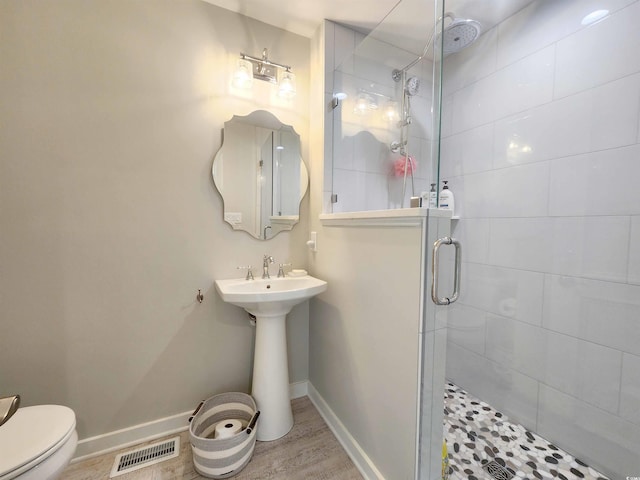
202, 0, 536, 42
201, 0, 401, 38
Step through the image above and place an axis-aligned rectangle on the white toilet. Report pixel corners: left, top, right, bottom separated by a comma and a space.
0, 405, 77, 480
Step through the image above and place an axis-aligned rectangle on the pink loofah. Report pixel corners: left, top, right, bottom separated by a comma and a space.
393, 156, 417, 176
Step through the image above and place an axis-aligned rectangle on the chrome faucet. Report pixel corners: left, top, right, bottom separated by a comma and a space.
262, 255, 274, 279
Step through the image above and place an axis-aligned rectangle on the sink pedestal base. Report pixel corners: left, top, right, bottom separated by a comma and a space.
251, 313, 293, 441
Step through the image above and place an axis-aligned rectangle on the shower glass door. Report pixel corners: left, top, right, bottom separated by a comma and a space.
439, 0, 640, 478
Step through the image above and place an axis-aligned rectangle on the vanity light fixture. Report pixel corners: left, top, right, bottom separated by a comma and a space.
235, 48, 296, 99
353, 92, 378, 116
352, 89, 399, 122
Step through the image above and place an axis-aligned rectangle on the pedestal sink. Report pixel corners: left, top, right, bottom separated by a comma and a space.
215, 275, 327, 441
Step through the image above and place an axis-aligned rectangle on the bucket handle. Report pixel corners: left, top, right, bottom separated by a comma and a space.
188, 401, 205, 423
245, 411, 260, 434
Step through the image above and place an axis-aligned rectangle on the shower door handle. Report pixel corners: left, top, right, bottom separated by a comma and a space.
431, 236, 461, 305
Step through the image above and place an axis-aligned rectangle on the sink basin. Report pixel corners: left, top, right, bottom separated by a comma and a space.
215, 275, 327, 316
214, 274, 327, 441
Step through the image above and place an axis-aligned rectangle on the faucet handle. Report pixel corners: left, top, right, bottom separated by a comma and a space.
277, 263, 292, 278
237, 265, 254, 280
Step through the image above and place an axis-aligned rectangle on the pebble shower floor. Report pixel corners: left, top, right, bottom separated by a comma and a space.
443, 382, 610, 480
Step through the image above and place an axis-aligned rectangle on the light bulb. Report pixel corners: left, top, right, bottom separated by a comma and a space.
383, 100, 399, 123
278, 71, 296, 99
232, 59, 253, 89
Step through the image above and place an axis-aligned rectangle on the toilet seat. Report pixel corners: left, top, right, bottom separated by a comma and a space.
0, 405, 76, 480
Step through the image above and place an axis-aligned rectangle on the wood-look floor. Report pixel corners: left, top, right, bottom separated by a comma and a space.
61, 397, 363, 480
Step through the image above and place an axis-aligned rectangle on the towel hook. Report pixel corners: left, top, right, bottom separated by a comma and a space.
197, 289, 204, 303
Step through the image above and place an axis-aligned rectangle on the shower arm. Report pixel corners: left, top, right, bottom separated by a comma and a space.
393, 12, 455, 75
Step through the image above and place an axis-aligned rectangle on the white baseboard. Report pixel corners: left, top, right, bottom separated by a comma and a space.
289, 380, 308, 399
72, 410, 191, 463
307, 382, 385, 480
73, 382, 311, 462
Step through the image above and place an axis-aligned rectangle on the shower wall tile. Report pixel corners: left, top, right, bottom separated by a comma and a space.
333, 170, 391, 212
334, 23, 356, 74
484, 314, 545, 380
491, 46, 555, 124
410, 94, 432, 141
446, 304, 486, 355
446, 342, 539, 431
542, 331, 622, 414
450, 72, 496, 133
324, 92, 335, 192
363, 172, 390, 211
629, 216, 640, 285
637, 102, 640, 143
493, 96, 589, 169
442, 27, 498, 96
352, 130, 391, 174
543, 274, 640, 357
587, 72, 640, 150
451, 46, 554, 134
325, 22, 335, 93
439, 123, 494, 179
333, 125, 355, 170
547, 216, 629, 282
497, 1, 571, 69
537, 384, 640, 479
488, 217, 553, 272
486, 314, 622, 413
493, 73, 640, 169
496, 0, 637, 69
450, 218, 490, 264
549, 144, 640, 217
332, 168, 365, 213
489, 216, 629, 281
461, 162, 549, 218
353, 41, 401, 89
620, 353, 640, 425
554, 1, 640, 98
439, 94, 454, 138
461, 263, 544, 326
420, 139, 433, 181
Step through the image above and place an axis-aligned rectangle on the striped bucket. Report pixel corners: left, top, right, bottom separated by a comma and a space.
189, 392, 259, 479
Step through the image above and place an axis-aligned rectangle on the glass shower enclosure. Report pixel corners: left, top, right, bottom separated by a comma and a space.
329, 0, 640, 478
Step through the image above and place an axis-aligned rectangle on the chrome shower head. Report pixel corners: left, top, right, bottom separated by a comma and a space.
405, 76, 420, 96
436, 16, 482, 54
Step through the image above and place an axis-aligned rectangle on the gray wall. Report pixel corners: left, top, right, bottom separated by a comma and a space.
441, 1, 640, 477
0, 0, 310, 442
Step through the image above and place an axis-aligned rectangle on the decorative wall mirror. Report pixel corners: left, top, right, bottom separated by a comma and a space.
212, 110, 308, 240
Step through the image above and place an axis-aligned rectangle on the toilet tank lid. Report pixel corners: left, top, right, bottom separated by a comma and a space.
0, 405, 76, 477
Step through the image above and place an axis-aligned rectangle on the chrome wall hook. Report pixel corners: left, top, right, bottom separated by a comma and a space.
197, 289, 204, 303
